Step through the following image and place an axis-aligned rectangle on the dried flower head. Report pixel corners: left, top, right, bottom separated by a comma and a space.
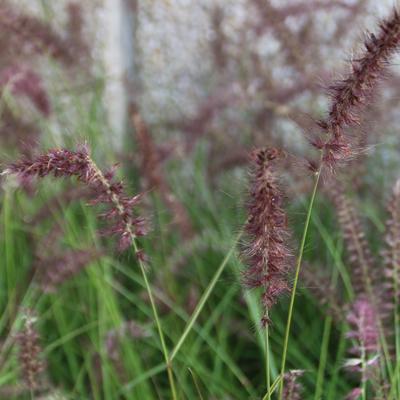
16, 312, 45, 390
242, 147, 292, 326
5, 145, 147, 253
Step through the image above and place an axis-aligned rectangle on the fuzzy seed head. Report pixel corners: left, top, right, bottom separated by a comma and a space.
242, 147, 292, 326
6, 145, 148, 254
16, 313, 44, 390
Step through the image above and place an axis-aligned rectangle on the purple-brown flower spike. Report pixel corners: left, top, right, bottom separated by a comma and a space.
382, 178, 400, 306
16, 312, 45, 391
4, 145, 147, 253
242, 147, 292, 326
345, 388, 363, 400
345, 296, 380, 395
330, 181, 375, 296
346, 297, 379, 357
282, 370, 304, 400
313, 9, 400, 170
0, 65, 51, 116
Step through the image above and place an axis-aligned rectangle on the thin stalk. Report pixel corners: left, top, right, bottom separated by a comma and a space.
278, 162, 323, 400
327, 323, 347, 400
86, 158, 178, 399
188, 368, 205, 400
388, 361, 400, 400
361, 335, 367, 400
314, 317, 333, 400
131, 239, 177, 400
169, 232, 241, 362
265, 323, 271, 400
392, 235, 400, 398
262, 375, 283, 400
314, 268, 338, 400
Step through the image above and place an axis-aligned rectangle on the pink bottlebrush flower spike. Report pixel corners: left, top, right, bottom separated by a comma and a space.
242, 147, 292, 326
345, 296, 380, 398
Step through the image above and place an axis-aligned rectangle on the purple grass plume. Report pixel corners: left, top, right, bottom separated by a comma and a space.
282, 370, 304, 400
4, 145, 147, 253
16, 311, 45, 391
36, 249, 98, 293
345, 296, 380, 397
0, 1, 73, 64
0, 65, 51, 116
330, 181, 375, 296
242, 147, 292, 326
345, 388, 363, 400
382, 178, 400, 311
311, 9, 400, 170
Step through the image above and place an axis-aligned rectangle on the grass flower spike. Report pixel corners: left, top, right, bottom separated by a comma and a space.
6, 145, 147, 252
312, 9, 400, 170
242, 147, 291, 326
16, 312, 45, 391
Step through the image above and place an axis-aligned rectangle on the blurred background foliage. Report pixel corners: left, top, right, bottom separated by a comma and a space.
0, 0, 400, 398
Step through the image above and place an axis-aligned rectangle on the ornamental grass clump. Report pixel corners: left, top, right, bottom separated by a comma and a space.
237, 9, 400, 399
3, 144, 178, 399
3, 4, 400, 400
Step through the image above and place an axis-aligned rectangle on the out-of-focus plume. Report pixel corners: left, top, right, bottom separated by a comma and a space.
131, 104, 193, 238
16, 311, 45, 391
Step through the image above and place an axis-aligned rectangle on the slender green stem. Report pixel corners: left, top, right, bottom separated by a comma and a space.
169, 232, 241, 362
278, 163, 323, 400
87, 158, 178, 398
388, 361, 400, 400
314, 268, 338, 400
265, 323, 271, 400
314, 315, 332, 400
361, 335, 367, 400
327, 323, 347, 400
262, 375, 282, 400
131, 239, 178, 400
392, 245, 400, 399
188, 368, 205, 400
120, 363, 167, 394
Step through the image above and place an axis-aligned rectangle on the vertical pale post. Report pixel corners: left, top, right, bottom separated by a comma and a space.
101, 0, 137, 147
